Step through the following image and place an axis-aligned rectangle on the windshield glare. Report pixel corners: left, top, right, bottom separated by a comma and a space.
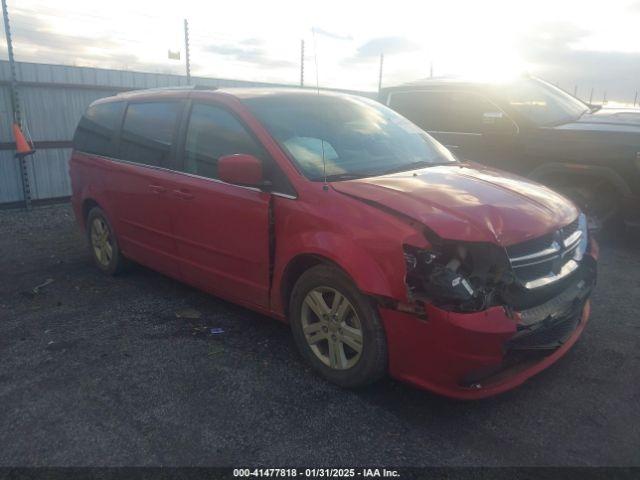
498, 78, 589, 126
243, 93, 455, 180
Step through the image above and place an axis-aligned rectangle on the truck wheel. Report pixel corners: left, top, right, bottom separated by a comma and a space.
86, 207, 126, 275
559, 182, 620, 231
289, 264, 387, 388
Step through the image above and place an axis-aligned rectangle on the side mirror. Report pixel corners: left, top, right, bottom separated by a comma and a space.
218, 154, 263, 187
481, 111, 517, 135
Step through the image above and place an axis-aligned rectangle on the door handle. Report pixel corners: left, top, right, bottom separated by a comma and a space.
444, 144, 460, 150
173, 189, 194, 200
148, 184, 167, 194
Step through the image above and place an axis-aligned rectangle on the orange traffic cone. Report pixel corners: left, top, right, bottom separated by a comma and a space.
12, 123, 35, 157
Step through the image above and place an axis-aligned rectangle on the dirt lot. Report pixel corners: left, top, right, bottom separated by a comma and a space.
0, 203, 639, 467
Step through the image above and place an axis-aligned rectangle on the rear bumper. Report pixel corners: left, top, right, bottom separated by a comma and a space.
380, 243, 597, 400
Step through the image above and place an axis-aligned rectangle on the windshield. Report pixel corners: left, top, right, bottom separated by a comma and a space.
243, 93, 456, 180
497, 77, 590, 127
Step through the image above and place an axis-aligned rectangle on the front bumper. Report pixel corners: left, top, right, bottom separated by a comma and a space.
380, 242, 598, 400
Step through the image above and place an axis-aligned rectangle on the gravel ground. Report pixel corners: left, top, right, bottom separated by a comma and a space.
0, 203, 639, 467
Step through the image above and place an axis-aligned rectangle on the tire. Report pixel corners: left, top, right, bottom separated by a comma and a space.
86, 206, 127, 275
555, 181, 620, 232
289, 264, 387, 388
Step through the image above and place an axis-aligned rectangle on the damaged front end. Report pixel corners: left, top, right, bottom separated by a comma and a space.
403, 240, 514, 313
403, 213, 593, 315
383, 213, 597, 398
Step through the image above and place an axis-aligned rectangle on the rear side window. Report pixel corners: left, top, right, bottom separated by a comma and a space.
119, 102, 182, 167
389, 91, 498, 134
183, 104, 263, 180
73, 101, 125, 156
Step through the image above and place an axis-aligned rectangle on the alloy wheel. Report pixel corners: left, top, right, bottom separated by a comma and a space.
301, 286, 364, 370
90, 217, 113, 267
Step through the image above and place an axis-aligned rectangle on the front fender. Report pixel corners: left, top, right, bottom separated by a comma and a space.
270, 188, 431, 318
272, 230, 420, 317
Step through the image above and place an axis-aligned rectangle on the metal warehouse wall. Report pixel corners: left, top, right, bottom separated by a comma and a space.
0, 60, 373, 206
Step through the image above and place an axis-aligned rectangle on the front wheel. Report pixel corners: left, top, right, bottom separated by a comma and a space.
557, 182, 620, 232
289, 265, 387, 388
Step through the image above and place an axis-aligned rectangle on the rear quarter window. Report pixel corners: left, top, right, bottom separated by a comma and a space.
73, 101, 125, 157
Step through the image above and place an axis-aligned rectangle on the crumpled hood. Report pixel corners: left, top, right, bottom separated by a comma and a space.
331, 164, 578, 246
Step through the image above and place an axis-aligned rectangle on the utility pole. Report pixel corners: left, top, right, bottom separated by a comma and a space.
300, 39, 305, 87
634, 90, 638, 107
603, 91, 607, 105
573, 85, 578, 97
183, 19, 191, 85
589, 88, 594, 104
2, 0, 31, 209
377, 53, 384, 93
430, 61, 433, 78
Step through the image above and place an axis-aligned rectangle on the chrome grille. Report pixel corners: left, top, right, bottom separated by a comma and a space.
562, 217, 579, 238
507, 214, 587, 290
505, 233, 554, 259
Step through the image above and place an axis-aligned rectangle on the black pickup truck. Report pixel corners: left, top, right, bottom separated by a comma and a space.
382, 76, 640, 230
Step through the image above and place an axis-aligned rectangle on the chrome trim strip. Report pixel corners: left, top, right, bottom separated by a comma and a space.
512, 254, 560, 269
271, 192, 297, 200
175, 169, 262, 193
510, 243, 560, 263
523, 260, 580, 290
563, 229, 582, 249
512, 239, 581, 269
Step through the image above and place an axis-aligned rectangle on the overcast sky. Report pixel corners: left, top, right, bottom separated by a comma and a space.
2, 0, 640, 102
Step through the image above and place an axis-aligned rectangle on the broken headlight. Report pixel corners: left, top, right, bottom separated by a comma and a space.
403, 242, 512, 311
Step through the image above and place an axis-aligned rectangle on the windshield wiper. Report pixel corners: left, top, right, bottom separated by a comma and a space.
312, 172, 370, 182
377, 160, 452, 176
312, 160, 454, 182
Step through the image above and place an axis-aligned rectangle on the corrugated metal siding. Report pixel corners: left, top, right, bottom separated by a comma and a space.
26, 149, 73, 200
0, 152, 23, 203
0, 60, 374, 205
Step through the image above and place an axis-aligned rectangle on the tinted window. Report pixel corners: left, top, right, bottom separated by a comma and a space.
184, 104, 263, 180
389, 91, 499, 133
119, 102, 181, 167
73, 101, 125, 156
244, 94, 454, 181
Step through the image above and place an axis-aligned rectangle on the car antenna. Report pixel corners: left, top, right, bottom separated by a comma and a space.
312, 28, 329, 191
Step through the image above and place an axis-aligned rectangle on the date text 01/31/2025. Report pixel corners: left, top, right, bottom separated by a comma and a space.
233, 468, 400, 478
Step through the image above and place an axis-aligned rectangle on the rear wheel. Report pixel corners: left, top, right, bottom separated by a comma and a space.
289, 265, 387, 388
86, 207, 126, 275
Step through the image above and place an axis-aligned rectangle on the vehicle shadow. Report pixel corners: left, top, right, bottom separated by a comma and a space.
121, 259, 572, 429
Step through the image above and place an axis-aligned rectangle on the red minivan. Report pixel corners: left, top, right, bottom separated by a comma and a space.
70, 87, 597, 399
